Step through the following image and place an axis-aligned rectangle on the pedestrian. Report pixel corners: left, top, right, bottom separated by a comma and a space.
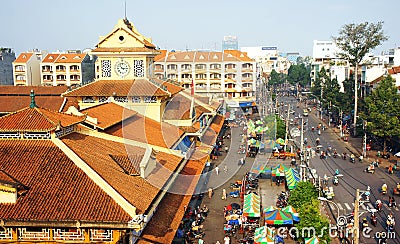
224, 146, 228, 153
241, 157, 245, 165
224, 235, 230, 244
222, 188, 227, 200
224, 164, 228, 173
215, 166, 219, 175
208, 188, 213, 199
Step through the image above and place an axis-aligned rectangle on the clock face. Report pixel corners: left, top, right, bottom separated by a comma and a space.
115, 60, 130, 77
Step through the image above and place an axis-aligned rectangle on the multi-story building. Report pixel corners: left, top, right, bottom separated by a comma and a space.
12, 50, 47, 86
0, 48, 16, 85
153, 49, 257, 104
222, 35, 238, 51
240, 46, 291, 74
40, 51, 96, 86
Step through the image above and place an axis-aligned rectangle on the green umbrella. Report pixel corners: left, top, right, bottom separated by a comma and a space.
243, 193, 261, 217
254, 226, 275, 244
263, 205, 278, 213
276, 138, 285, 145
305, 236, 320, 244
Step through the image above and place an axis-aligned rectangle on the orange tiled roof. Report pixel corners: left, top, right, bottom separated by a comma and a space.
42, 53, 61, 63
224, 49, 254, 62
201, 114, 225, 146
140, 157, 206, 243
0, 96, 66, 114
81, 103, 137, 130
14, 53, 34, 63
61, 133, 183, 214
0, 140, 131, 222
105, 114, 184, 148
152, 78, 183, 95
155, 50, 254, 63
0, 85, 68, 95
154, 49, 168, 62
0, 106, 85, 132
63, 79, 170, 97
54, 53, 87, 63
388, 66, 400, 75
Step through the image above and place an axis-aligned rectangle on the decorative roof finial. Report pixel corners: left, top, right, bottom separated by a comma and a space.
30, 90, 36, 108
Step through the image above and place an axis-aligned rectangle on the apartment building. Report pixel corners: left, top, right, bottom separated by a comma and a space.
0, 48, 16, 85
41, 52, 96, 86
12, 50, 46, 86
154, 49, 257, 101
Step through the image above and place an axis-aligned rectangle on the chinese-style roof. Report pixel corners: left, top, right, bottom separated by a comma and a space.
0, 86, 70, 113
62, 79, 171, 97
152, 78, 183, 95
61, 133, 183, 214
140, 156, 207, 243
105, 113, 184, 148
14, 53, 34, 63
0, 140, 131, 222
163, 93, 193, 120
0, 106, 85, 132
81, 103, 137, 130
91, 47, 160, 54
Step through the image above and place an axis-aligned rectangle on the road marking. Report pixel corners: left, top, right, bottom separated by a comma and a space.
367, 203, 375, 210
360, 204, 367, 210
337, 203, 344, 210
345, 203, 352, 210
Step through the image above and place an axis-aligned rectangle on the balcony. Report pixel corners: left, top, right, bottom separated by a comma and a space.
15, 80, 26, 85
69, 69, 80, 73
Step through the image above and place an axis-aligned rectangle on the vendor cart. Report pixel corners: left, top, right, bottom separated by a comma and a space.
323, 186, 335, 200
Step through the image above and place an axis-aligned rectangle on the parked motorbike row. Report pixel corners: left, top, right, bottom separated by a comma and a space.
276, 191, 289, 208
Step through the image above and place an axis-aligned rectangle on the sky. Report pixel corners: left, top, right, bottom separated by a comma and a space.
2, 0, 400, 57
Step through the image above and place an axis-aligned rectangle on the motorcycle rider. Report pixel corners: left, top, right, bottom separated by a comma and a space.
335, 169, 340, 176
382, 183, 388, 194
366, 163, 375, 173
371, 212, 377, 226
333, 149, 338, 158
333, 176, 339, 185
389, 196, 396, 208
362, 217, 369, 230
342, 152, 347, 160
376, 199, 383, 211
350, 153, 355, 163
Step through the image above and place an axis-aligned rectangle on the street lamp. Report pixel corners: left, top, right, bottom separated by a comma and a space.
318, 196, 340, 223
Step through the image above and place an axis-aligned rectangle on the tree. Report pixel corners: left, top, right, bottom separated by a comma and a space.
269, 69, 286, 86
288, 181, 318, 209
361, 75, 400, 154
287, 64, 311, 87
333, 21, 389, 136
296, 199, 331, 243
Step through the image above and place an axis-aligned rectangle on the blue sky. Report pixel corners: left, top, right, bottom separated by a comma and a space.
2, 0, 399, 56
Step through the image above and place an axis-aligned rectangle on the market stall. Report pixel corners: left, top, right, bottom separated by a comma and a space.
284, 168, 300, 190
253, 226, 275, 244
264, 209, 293, 225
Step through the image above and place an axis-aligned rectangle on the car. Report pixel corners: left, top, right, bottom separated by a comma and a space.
303, 109, 309, 117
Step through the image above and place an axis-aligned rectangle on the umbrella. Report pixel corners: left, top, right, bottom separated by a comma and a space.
285, 168, 300, 190
254, 226, 275, 244
281, 205, 301, 222
264, 206, 278, 213
264, 209, 293, 225
227, 203, 241, 210
243, 193, 261, 217
305, 236, 320, 244
256, 119, 263, 125
316, 145, 323, 148
276, 138, 285, 145
395, 152, 400, 157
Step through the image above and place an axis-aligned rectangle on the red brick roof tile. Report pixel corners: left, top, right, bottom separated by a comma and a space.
81, 103, 137, 130
0, 107, 85, 132
0, 140, 131, 222
140, 157, 206, 243
63, 79, 170, 97
105, 114, 184, 148
61, 133, 183, 214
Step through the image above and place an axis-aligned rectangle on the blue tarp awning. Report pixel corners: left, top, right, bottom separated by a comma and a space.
239, 101, 253, 107
174, 136, 191, 152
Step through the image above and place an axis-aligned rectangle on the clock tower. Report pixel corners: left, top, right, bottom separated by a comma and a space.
91, 18, 160, 80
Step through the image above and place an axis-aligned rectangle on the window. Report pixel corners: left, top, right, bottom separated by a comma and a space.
101, 60, 111, 77
144, 96, 157, 103
132, 96, 141, 103
133, 60, 144, 77
83, 97, 95, 103
99, 96, 107, 103
114, 96, 128, 103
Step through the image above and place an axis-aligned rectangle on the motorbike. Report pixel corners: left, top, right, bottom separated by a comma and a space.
333, 151, 338, 158
350, 157, 355, 163
332, 177, 339, 186
371, 213, 377, 227
376, 201, 383, 211
362, 219, 369, 231
364, 166, 375, 174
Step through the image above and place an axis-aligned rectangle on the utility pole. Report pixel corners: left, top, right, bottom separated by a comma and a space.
363, 120, 367, 158
340, 109, 343, 139
284, 104, 291, 152
353, 189, 360, 244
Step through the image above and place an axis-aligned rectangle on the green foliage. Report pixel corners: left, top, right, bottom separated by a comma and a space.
262, 114, 285, 141
287, 64, 311, 87
296, 199, 331, 243
333, 21, 389, 66
288, 181, 318, 209
269, 69, 287, 85
361, 76, 400, 151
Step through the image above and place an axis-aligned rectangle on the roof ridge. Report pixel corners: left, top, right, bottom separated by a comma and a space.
34, 107, 59, 128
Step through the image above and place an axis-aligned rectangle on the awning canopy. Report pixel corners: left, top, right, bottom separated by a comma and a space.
285, 168, 300, 190
243, 193, 261, 217
264, 209, 293, 225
